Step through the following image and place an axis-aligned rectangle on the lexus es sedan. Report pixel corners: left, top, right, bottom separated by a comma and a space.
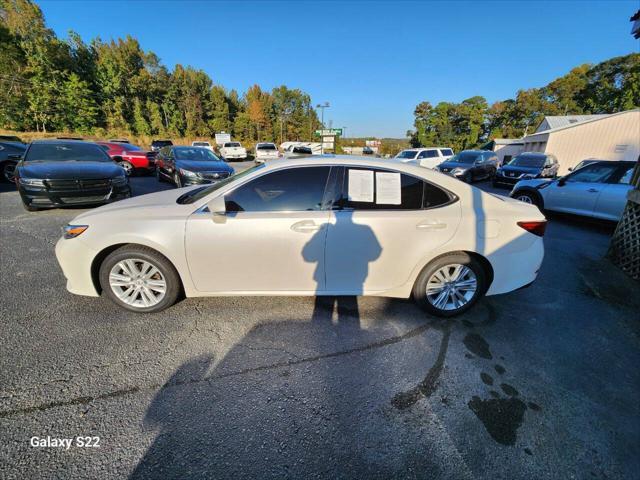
510, 160, 636, 221
55, 156, 546, 317
15, 140, 130, 211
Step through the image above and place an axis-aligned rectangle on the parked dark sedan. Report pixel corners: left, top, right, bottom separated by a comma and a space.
493, 152, 559, 188
436, 150, 499, 183
15, 140, 131, 211
155, 146, 234, 187
0, 140, 27, 182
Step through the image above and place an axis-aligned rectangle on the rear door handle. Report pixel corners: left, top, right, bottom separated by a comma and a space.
416, 221, 447, 230
291, 220, 324, 233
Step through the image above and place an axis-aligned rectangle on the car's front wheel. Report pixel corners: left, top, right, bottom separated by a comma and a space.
413, 253, 487, 317
118, 160, 134, 176
513, 190, 541, 208
99, 245, 181, 313
173, 172, 182, 188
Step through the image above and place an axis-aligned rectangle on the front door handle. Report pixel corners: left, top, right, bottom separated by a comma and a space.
416, 221, 447, 230
291, 220, 324, 233
587, 188, 599, 193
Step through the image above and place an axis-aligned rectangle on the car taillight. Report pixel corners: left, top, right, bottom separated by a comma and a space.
517, 221, 547, 237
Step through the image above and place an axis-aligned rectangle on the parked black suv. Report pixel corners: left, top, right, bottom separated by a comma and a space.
493, 152, 559, 188
437, 150, 499, 183
15, 140, 131, 211
151, 139, 173, 152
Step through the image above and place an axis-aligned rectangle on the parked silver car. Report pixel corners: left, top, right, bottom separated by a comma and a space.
510, 160, 636, 221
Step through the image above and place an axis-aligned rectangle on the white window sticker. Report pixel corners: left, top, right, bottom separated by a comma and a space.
376, 171, 401, 204
348, 169, 374, 202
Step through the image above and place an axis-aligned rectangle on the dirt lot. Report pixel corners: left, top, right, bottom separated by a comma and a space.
1, 171, 639, 479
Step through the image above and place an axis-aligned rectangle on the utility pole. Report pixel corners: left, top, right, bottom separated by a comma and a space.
316, 102, 329, 154
342, 126, 347, 154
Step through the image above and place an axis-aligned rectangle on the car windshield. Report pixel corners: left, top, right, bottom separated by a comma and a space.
177, 164, 266, 204
397, 150, 417, 159
225, 142, 241, 147
174, 147, 222, 161
449, 152, 480, 164
507, 155, 545, 168
153, 140, 172, 147
193, 142, 209, 146
257, 144, 276, 150
25, 143, 111, 162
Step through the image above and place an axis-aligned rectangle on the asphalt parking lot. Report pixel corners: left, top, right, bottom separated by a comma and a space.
1, 165, 639, 479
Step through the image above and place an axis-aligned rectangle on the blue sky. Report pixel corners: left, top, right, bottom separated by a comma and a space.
39, 0, 639, 138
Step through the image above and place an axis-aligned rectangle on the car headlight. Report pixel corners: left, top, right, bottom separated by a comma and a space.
62, 225, 89, 239
19, 177, 45, 187
112, 175, 127, 186
451, 168, 464, 175
179, 168, 198, 177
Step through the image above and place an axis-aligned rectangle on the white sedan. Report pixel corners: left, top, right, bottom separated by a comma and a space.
510, 160, 635, 221
55, 156, 546, 316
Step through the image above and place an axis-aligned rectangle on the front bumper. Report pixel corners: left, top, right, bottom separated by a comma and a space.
223, 153, 247, 159
181, 175, 230, 186
55, 236, 100, 297
493, 174, 523, 187
19, 182, 131, 209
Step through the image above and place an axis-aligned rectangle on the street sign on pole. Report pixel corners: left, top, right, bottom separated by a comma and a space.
315, 128, 342, 137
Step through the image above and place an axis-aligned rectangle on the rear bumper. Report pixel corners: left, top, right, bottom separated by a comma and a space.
486, 236, 544, 295
19, 184, 131, 208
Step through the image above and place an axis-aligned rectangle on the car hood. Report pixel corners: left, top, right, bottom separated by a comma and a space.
175, 160, 233, 172
513, 178, 555, 190
438, 161, 472, 170
71, 185, 202, 222
18, 161, 123, 179
500, 165, 542, 174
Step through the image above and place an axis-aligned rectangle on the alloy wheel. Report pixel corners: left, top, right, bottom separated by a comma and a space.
426, 263, 477, 311
119, 161, 133, 175
516, 194, 533, 204
108, 258, 167, 308
174, 172, 182, 187
3, 163, 16, 182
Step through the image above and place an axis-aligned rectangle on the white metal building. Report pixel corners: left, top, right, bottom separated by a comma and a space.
521, 109, 640, 174
534, 114, 609, 133
487, 139, 524, 165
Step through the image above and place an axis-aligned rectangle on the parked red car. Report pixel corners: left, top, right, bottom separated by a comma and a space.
96, 142, 157, 176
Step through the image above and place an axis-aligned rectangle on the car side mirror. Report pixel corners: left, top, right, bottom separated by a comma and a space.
557, 177, 567, 186
207, 195, 226, 217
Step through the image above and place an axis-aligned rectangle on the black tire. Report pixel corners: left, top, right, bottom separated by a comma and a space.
99, 245, 181, 313
513, 190, 541, 209
1, 161, 16, 183
413, 252, 488, 317
173, 172, 182, 188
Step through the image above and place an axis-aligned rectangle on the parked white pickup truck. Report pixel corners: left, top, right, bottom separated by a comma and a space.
254, 142, 280, 163
395, 147, 454, 169
219, 141, 247, 161
191, 141, 214, 152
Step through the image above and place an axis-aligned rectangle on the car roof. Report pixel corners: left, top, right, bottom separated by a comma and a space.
31, 139, 97, 145
517, 152, 548, 157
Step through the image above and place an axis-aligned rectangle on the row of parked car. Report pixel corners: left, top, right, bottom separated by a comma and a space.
393, 146, 636, 222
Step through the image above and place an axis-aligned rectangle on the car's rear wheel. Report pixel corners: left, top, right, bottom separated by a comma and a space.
99, 245, 181, 313
118, 160, 134, 176
413, 253, 487, 317
1, 161, 16, 183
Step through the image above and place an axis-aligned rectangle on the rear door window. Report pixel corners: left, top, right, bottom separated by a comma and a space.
338, 167, 451, 210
